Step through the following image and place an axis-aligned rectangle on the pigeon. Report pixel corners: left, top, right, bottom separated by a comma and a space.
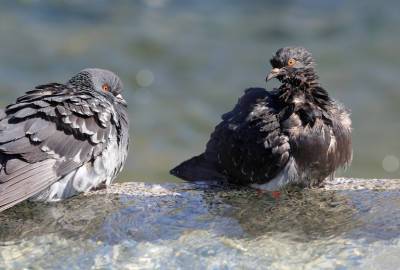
0, 68, 129, 212
171, 47, 352, 190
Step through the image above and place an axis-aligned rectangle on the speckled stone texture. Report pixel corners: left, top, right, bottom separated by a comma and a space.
321, 177, 400, 190
88, 178, 400, 196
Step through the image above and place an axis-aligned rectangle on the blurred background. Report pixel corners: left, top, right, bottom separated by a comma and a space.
0, 0, 399, 182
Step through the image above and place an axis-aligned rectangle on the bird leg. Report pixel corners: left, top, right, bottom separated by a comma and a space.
91, 182, 107, 191
256, 189, 281, 200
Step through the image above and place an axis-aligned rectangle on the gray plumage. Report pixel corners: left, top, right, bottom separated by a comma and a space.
0, 68, 129, 212
171, 47, 352, 190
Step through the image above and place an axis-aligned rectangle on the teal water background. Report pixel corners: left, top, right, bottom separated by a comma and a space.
0, 0, 399, 182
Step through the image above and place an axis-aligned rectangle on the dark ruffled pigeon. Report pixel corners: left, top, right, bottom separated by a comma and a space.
0, 68, 129, 212
171, 47, 352, 190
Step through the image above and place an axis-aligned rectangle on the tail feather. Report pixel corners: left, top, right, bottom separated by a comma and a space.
0, 108, 5, 120
0, 159, 58, 212
170, 154, 226, 182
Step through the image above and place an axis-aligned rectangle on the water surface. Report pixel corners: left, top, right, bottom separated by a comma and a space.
0, 182, 399, 269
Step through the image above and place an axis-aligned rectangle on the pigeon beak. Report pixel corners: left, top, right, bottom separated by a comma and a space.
115, 93, 127, 104
266, 68, 282, 81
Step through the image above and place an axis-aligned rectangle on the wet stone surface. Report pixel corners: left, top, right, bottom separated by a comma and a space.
0, 178, 399, 269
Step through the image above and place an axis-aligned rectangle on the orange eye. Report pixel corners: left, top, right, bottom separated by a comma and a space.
102, 83, 110, 92
287, 58, 296, 66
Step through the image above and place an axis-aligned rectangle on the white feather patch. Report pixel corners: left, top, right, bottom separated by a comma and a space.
251, 158, 299, 191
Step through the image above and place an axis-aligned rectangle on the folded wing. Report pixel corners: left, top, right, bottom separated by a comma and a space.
171, 88, 290, 185
0, 83, 120, 211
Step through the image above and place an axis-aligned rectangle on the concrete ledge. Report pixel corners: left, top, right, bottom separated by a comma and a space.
87, 178, 400, 196
321, 177, 400, 190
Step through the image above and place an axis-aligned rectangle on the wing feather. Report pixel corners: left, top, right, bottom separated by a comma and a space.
0, 82, 123, 211
0, 159, 57, 211
205, 88, 289, 185
172, 88, 289, 185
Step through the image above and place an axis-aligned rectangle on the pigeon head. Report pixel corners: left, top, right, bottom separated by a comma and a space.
267, 47, 318, 86
68, 68, 125, 102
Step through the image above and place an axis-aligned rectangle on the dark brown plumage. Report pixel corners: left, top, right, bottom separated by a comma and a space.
171, 47, 352, 190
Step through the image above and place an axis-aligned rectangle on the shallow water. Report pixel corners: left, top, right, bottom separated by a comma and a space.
0, 182, 399, 269
0, 0, 399, 182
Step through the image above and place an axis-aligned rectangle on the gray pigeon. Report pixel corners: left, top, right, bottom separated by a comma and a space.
0, 68, 129, 212
171, 47, 352, 190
